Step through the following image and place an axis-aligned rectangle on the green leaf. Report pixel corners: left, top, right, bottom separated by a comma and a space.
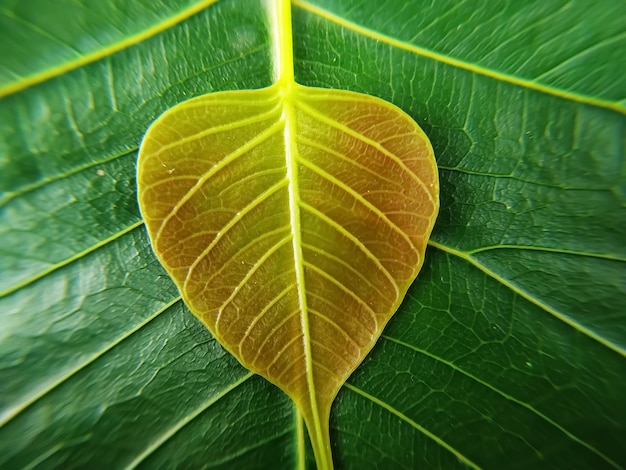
1, 0, 625, 469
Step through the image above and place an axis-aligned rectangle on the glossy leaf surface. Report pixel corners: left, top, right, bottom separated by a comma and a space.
1, 0, 625, 469
137, 80, 438, 468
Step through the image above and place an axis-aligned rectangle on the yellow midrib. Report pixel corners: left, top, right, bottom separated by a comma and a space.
272, 0, 331, 467
282, 84, 326, 463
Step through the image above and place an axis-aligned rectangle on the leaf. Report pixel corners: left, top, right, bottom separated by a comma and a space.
139, 83, 437, 470
1, 0, 625, 469
137, 4, 438, 467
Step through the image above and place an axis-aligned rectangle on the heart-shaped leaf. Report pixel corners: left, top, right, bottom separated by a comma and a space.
137, 3, 438, 467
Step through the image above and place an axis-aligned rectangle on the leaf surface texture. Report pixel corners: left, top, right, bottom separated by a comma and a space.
0, 0, 625, 469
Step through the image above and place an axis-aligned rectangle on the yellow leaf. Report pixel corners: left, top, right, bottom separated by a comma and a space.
137, 1, 438, 468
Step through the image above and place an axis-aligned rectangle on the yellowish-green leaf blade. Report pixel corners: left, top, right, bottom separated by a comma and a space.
137, 81, 438, 469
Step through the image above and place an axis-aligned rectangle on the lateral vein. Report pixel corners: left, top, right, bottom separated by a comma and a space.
292, 0, 625, 114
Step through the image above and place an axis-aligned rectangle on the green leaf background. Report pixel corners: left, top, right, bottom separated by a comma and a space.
1, 0, 624, 468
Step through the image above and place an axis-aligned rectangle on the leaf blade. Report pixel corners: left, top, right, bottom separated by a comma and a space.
137, 80, 439, 468
1, 0, 624, 468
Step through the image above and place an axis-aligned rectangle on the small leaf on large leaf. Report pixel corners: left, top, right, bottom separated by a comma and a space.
137, 82, 439, 469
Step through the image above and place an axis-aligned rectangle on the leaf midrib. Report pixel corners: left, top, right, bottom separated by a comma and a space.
271, 0, 331, 463
283, 88, 321, 437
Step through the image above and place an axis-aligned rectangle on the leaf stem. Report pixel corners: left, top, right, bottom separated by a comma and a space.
271, 0, 295, 87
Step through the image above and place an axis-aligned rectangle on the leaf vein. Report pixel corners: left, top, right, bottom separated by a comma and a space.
124, 371, 254, 470
467, 244, 626, 262
298, 157, 417, 258
296, 100, 434, 202
0, 296, 182, 427
214, 234, 293, 337
295, 136, 403, 189
381, 334, 621, 469
201, 227, 291, 293
308, 303, 362, 351
428, 240, 626, 357
0, 147, 137, 207
153, 120, 283, 246
0, 220, 144, 298
264, 329, 304, 374
311, 339, 353, 368
0, 0, 221, 98
302, 242, 393, 304
300, 201, 399, 295
344, 383, 482, 470
242, 284, 296, 361
148, 103, 282, 158
292, 0, 625, 113
312, 359, 342, 381
303, 261, 378, 331
183, 179, 289, 294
